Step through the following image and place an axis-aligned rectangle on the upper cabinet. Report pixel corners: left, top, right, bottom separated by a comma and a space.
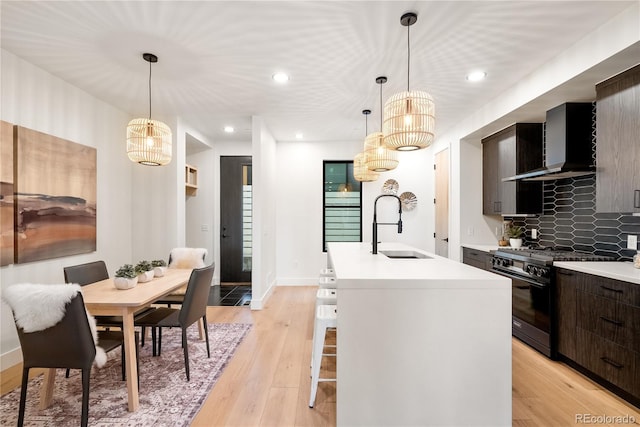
596, 64, 640, 213
482, 123, 543, 215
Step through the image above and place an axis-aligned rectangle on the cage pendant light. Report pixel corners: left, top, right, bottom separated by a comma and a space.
127, 53, 172, 166
365, 76, 399, 172
353, 110, 379, 182
383, 12, 435, 151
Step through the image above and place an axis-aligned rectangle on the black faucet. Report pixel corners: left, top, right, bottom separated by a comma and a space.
372, 194, 403, 254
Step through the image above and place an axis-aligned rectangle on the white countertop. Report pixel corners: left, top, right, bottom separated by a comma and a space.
327, 242, 510, 290
461, 244, 502, 253
554, 261, 640, 285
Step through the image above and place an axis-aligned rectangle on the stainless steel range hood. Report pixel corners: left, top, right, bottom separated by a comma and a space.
503, 103, 594, 182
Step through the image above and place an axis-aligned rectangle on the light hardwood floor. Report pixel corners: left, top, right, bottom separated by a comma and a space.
2, 285, 639, 426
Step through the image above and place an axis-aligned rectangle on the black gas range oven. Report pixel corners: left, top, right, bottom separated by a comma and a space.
491, 247, 614, 359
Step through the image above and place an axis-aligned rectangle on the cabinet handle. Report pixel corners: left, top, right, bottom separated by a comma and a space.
600, 357, 623, 369
470, 252, 478, 256
599, 316, 624, 327
635, 190, 640, 208
557, 271, 573, 276
600, 285, 623, 294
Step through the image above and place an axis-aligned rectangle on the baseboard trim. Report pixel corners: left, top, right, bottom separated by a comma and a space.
276, 277, 318, 286
1, 348, 22, 371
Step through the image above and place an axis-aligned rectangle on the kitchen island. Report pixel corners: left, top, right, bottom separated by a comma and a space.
327, 242, 512, 426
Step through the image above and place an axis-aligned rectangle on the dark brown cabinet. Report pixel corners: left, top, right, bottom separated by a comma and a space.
556, 268, 640, 403
482, 123, 543, 215
462, 247, 492, 271
555, 268, 581, 360
595, 63, 640, 213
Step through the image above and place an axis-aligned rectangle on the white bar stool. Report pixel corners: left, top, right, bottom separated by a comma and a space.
309, 304, 337, 408
311, 289, 337, 367
319, 268, 335, 277
318, 276, 336, 289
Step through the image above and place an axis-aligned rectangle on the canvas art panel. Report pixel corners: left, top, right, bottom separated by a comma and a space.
15, 126, 96, 263
0, 121, 14, 266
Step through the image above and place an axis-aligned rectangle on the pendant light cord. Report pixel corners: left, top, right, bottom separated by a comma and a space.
406, 22, 411, 92
148, 59, 152, 120
365, 113, 368, 135
379, 81, 383, 131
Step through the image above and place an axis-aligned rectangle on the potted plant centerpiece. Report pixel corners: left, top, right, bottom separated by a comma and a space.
114, 264, 138, 290
505, 223, 525, 248
135, 260, 155, 283
152, 259, 167, 277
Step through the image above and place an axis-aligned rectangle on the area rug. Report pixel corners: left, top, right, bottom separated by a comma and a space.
0, 322, 251, 426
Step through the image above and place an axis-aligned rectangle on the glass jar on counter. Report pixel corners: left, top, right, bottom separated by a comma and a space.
634, 251, 640, 269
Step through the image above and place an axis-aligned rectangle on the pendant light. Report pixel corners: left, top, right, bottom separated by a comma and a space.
353, 110, 379, 182
127, 53, 172, 166
365, 76, 399, 172
383, 12, 435, 151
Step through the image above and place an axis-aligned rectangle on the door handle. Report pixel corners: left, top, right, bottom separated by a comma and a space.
222, 227, 229, 238
442, 238, 449, 242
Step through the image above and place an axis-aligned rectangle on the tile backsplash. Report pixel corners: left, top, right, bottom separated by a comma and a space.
507, 175, 640, 261
504, 102, 640, 261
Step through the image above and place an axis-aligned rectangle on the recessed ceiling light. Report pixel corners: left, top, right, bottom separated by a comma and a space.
272, 72, 290, 83
466, 71, 487, 82
224, 126, 235, 133
295, 133, 303, 140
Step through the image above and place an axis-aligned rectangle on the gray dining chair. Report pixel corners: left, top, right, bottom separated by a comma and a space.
4, 288, 113, 427
63, 260, 141, 380
135, 264, 215, 381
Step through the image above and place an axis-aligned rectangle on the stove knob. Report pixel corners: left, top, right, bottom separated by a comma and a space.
540, 268, 549, 278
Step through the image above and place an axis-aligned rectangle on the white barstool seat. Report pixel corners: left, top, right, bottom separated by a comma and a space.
309, 304, 337, 408
315, 288, 337, 308
318, 276, 336, 289
319, 268, 335, 277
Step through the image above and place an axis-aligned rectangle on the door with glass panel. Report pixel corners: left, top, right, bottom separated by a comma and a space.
323, 161, 361, 251
220, 156, 252, 283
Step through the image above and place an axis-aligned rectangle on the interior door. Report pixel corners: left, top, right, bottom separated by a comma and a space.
220, 156, 252, 284
434, 148, 449, 257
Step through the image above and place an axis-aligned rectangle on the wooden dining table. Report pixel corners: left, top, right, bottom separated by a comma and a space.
39, 268, 192, 412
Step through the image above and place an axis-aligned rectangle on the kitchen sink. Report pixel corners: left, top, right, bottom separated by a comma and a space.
379, 250, 431, 259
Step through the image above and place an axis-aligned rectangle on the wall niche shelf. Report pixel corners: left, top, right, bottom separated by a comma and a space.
185, 164, 198, 195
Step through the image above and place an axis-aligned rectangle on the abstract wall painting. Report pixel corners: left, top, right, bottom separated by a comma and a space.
14, 126, 96, 263
0, 121, 14, 266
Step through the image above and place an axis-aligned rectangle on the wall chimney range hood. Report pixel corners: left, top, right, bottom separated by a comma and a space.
503, 103, 594, 182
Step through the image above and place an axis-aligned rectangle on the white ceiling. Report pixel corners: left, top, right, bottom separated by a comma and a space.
1, 1, 636, 146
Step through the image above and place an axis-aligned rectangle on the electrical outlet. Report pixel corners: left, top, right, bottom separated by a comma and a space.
627, 235, 638, 249
531, 228, 538, 240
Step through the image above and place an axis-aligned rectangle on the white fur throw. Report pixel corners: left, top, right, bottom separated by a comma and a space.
2, 283, 107, 368
168, 247, 207, 269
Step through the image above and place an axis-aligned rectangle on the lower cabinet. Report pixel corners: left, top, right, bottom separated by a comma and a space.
462, 248, 492, 271
555, 268, 580, 360
575, 329, 640, 398
556, 268, 640, 404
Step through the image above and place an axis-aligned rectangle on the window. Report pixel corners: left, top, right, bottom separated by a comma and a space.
323, 161, 362, 252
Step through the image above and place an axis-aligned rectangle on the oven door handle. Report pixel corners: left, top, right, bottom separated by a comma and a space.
492, 268, 548, 289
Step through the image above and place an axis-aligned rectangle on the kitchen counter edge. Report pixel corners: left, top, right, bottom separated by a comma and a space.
553, 261, 640, 285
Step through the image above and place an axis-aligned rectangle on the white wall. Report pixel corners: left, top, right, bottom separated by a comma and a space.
0, 49, 133, 369
276, 139, 437, 285
183, 130, 216, 273
251, 117, 277, 308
